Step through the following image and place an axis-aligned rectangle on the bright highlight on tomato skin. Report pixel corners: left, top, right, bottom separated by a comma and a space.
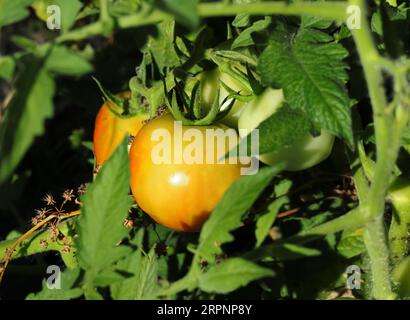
93, 92, 149, 166
129, 114, 242, 232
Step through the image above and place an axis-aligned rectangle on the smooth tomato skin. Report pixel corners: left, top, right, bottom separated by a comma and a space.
238, 88, 335, 171
129, 114, 241, 232
93, 92, 149, 166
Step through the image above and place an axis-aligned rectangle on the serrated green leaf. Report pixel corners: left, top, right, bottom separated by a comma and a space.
0, 0, 34, 27
255, 197, 288, 247
0, 56, 55, 185
145, 20, 183, 75
232, 17, 271, 49
258, 28, 353, 145
26, 268, 83, 300
135, 247, 158, 299
110, 230, 145, 300
197, 165, 284, 262
198, 258, 273, 294
10, 38, 92, 77
243, 104, 314, 155
76, 138, 133, 274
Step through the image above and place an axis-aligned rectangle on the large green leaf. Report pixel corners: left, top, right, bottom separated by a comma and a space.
134, 248, 158, 299
198, 258, 273, 294
0, 0, 34, 27
197, 165, 284, 262
0, 56, 55, 184
258, 27, 353, 145
13, 38, 93, 77
76, 138, 133, 274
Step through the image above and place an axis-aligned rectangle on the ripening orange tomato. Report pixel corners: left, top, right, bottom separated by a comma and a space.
93, 92, 149, 166
129, 114, 241, 232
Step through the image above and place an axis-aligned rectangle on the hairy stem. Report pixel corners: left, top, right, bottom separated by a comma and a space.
348, 0, 407, 299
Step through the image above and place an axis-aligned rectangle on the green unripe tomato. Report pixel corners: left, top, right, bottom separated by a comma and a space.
238, 88, 335, 171
201, 67, 252, 128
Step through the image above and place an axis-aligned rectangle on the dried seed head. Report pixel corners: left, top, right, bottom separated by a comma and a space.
42, 193, 56, 206
62, 189, 75, 202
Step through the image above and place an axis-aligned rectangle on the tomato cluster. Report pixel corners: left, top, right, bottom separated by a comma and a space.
93, 69, 335, 232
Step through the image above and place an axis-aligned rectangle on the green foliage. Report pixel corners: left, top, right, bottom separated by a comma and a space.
240, 104, 314, 155
258, 26, 353, 145
0, 56, 15, 80
198, 258, 273, 294
0, 58, 55, 184
197, 165, 284, 262
76, 138, 133, 275
231, 17, 272, 49
0, 0, 34, 28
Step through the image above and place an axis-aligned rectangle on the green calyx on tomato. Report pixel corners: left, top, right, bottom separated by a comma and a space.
163, 76, 237, 126
129, 113, 242, 232
238, 88, 335, 171
94, 77, 148, 118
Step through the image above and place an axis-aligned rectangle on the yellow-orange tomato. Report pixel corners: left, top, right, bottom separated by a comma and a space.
129, 114, 241, 232
93, 92, 149, 166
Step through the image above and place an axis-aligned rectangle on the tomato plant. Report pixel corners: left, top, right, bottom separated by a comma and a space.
1, 0, 410, 303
